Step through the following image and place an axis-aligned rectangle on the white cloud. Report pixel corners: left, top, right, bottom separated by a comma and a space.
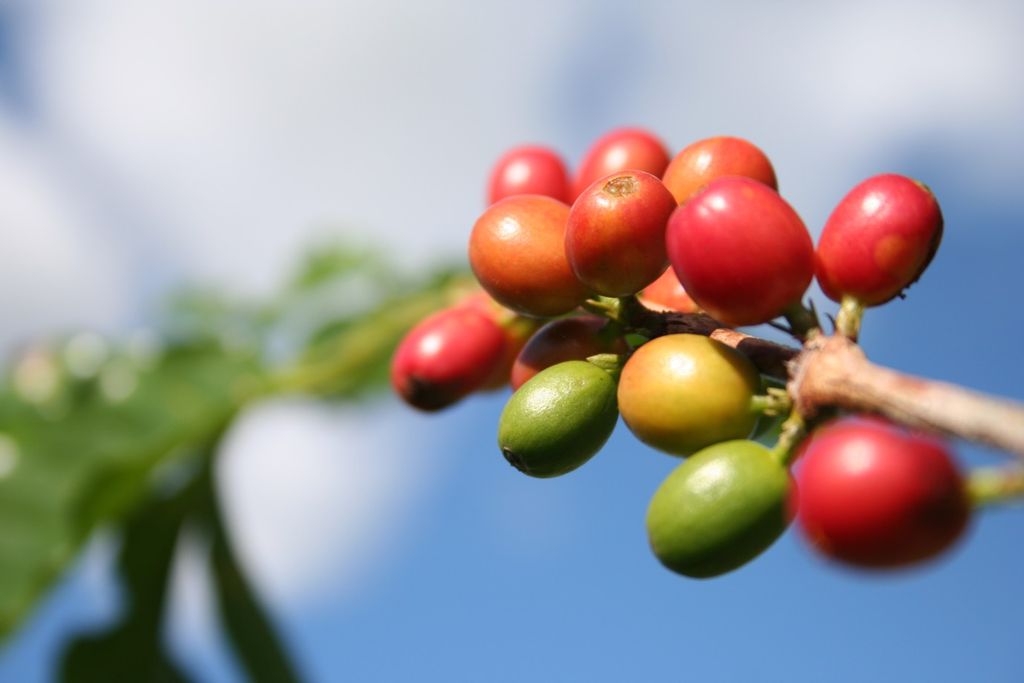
21, 1, 1022, 304
0, 120, 129, 348
633, 1, 1024, 227
213, 398, 446, 608
27, 1, 583, 292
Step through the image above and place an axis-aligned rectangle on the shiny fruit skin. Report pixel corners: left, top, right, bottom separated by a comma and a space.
469, 195, 590, 317
574, 127, 671, 199
487, 145, 571, 205
647, 440, 794, 578
498, 360, 618, 478
480, 315, 543, 390
510, 315, 626, 390
815, 174, 943, 306
661, 136, 777, 204
666, 177, 814, 326
797, 417, 969, 569
391, 306, 507, 411
617, 334, 760, 456
566, 172, 676, 296
457, 291, 543, 390
638, 267, 698, 314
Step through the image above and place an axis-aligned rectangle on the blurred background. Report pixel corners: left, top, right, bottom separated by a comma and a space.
0, 1, 1023, 681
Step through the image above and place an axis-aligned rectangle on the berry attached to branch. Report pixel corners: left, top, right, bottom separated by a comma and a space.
797, 417, 969, 568
487, 145, 572, 205
816, 173, 943, 306
661, 135, 778, 205
665, 177, 815, 327
469, 195, 590, 317
498, 359, 619, 478
566, 171, 676, 297
646, 439, 795, 578
390, 305, 507, 411
573, 127, 671, 200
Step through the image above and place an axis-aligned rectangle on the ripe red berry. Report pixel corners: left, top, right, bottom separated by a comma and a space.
797, 417, 969, 569
487, 145, 571, 205
815, 174, 943, 306
391, 306, 508, 411
638, 268, 698, 314
574, 127, 671, 199
510, 315, 626, 390
457, 291, 542, 390
665, 177, 814, 326
469, 195, 590, 317
661, 136, 777, 204
566, 172, 676, 297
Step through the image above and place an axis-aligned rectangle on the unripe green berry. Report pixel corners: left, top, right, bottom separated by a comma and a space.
497, 360, 618, 478
646, 440, 794, 578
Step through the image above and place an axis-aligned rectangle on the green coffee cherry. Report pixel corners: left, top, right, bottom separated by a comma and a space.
646, 440, 793, 578
497, 359, 618, 478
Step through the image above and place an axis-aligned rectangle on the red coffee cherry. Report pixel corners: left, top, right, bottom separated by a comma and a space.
815, 174, 943, 306
661, 136, 777, 204
574, 127, 671, 199
510, 315, 626, 390
480, 316, 543, 390
458, 291, 543, 390
487, 145, 571, 205
391, 306, 508, 411
566, 172, 676, 297
638, 268, 698, 314
797, 417, 969, 569
469, 195, 590, 317
666, 177, 814, 326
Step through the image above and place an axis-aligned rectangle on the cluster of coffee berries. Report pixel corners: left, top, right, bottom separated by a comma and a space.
392, 128, 968, 578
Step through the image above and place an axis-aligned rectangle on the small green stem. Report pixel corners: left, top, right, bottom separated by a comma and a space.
770, 411, 807, 467
968, 467, 1024, 508
581, 296, 625, 323
783, 301, 821, 341
749, 388, 793, 417
836, 295, 865, 341
586, 353, 626, 381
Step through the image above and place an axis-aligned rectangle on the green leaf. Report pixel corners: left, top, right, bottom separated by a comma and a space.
0, 341, 264, 639
287, 242, 392, 294
282, 268, 473, 399
0, 249, 470, 643
203, 469, 302, 683
59, 486, 194, 683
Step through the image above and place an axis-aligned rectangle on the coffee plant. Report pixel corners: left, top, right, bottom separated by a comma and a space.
393, 129, 1024, 580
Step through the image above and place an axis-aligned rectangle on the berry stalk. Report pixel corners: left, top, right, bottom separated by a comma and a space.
584, 291, 1024, 460
790, 335, 1024, 459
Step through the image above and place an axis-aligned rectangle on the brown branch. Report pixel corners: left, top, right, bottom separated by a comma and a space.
616, 300, 1024, 459
625, 303, 798, 379
789, 335, 1024, 458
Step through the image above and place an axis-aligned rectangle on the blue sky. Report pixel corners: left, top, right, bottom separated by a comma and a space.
1, 2, 1023, 681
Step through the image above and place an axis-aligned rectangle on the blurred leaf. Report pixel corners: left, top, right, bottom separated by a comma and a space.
59, 486, 193, 683
286, 267, 473, 399
203, 469, 301, 683
0, 341, 263, 639
287, 242, 392, 294
164, 287, 273, 350
0, 244, 470, 645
